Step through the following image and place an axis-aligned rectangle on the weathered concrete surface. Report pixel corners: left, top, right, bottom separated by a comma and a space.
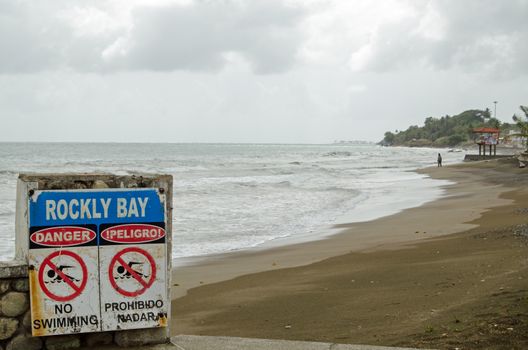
463, 154, 513, 161
170, 336, 431, 350
17, 173, 172, 191
79, 335, 431, 350
0, 262, 27, 279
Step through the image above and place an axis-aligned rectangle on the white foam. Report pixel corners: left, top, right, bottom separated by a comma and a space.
0, 143, 464, 261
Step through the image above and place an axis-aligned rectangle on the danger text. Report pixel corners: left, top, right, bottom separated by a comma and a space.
104, 226, 164, 242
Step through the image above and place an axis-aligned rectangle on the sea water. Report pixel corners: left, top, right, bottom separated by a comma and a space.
0, 143, 461, 261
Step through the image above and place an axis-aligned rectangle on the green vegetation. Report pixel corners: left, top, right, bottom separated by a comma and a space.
381, 109, 506, 147
511, 105, 528, 151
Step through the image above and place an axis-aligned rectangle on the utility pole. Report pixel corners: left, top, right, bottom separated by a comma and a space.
493, 101, 498, 118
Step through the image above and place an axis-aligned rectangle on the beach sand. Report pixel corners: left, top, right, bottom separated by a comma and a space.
171, 158, 528, 349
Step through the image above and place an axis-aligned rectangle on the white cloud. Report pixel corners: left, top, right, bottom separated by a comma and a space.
0, 0, 304, 75
1, 0, 527, 78
104, 0, 304, 74
342, 0, 528, 78
0, 0, 527, 144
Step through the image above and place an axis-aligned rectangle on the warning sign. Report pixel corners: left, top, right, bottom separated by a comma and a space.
28, 188, 168, 335
29, 243, 100, 336
99, 223, 168, 331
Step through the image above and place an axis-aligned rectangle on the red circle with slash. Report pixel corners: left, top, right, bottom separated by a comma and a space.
109, 247, 156, 297
39, 250, 88, 302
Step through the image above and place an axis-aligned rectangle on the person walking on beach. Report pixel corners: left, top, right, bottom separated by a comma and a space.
437, 153, 442, 167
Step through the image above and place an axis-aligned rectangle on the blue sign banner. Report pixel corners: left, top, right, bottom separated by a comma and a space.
29, 189, 165, 227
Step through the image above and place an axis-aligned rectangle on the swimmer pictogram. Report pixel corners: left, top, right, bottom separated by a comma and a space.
108, 247, 156, 297
39, 250, 87, 302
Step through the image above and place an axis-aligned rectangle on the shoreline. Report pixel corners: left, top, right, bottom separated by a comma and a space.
171, 169, 452, 268
171, 158, 528, 348
170, 160, 514, 300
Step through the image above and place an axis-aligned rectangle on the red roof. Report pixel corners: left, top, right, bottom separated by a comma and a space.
472, 127, 500, 134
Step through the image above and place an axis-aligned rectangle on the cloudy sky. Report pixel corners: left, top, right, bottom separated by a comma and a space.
1, 0, 527, 143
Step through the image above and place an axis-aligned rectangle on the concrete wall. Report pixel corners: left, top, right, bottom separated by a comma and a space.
0, 261, 36, 350
0, 173, 173, 350
463, 154, 514, 161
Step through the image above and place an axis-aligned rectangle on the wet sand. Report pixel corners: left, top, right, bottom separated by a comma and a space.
171, 158, 528, 349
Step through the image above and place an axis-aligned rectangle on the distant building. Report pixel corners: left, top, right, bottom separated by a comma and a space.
504, 129, 527, 148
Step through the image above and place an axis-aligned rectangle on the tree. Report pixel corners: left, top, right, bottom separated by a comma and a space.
383, 131, 395, 145
512, 105, 528, 151
379, 108, 504, 147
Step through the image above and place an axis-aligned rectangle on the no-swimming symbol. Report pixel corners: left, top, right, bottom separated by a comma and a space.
109, 247, 156, 297
39, 250, 88, 302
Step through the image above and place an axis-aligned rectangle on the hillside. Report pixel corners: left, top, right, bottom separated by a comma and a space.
380, 109, 513, 147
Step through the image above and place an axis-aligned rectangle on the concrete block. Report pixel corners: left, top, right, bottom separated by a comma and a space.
1, 292, 29, 317
6, 332, 42, 350
0, 262, 28, 279
44, 335, 81, 350
18, 174, 172, 193
0, 317, 19, 340
114, 327, 168, 347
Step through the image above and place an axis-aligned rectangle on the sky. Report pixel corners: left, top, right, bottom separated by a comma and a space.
0, 0, 527, 144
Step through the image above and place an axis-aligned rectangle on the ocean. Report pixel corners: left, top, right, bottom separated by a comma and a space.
0, 143, 462, 262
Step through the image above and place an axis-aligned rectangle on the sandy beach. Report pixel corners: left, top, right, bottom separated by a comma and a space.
171, 158, 528, 349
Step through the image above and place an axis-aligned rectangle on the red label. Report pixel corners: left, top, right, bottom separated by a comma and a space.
30, 227, 96, 247
101, 224, 165, 244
